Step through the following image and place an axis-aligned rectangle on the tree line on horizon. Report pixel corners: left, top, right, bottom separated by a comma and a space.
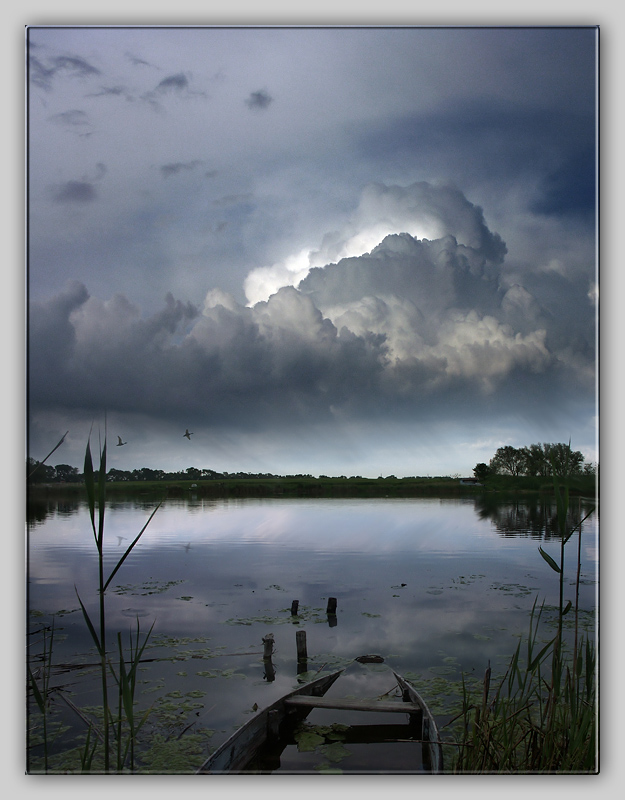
27, 441, 598, 487
474, 442, 597, 481
26, 458, 317, 485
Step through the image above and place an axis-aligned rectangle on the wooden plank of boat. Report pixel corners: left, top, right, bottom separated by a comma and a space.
284, 695, 423, 714
393, 671, 444, 773
196, 668, 344, 774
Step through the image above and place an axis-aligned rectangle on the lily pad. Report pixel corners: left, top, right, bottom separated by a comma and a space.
295, 730, 325, 752
320, 741, 351, 763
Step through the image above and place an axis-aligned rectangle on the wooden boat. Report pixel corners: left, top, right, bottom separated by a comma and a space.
197, 666, 444, 774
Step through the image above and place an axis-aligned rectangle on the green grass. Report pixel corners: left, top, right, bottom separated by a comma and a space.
29, 472, 598, 501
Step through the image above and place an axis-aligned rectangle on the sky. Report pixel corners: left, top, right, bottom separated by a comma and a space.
26, 25, 598, 478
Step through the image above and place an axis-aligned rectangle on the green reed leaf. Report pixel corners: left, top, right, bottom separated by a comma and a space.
84, 439, 97, 543
28, 667, 46, 714
103, 500, 164, 592
538, 546, 561, 573
75, 588, 103, 656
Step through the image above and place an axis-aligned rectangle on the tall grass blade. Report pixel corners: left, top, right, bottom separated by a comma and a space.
28, 431, 69, 478
97, 439, 107, 551
75, 588, 103, 656
103, 500, 164, 591
84, 439, 97, 544
28, 667, 46, 714
528, 635, 557, 672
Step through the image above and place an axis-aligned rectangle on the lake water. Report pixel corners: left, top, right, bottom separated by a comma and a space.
27, 494, 598, 773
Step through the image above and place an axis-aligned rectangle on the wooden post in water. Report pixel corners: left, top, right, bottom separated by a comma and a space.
290, 600, 299, 616
326, 596, 337, 627
296, 630, 307, 659
296, 629, 308, 675
262, 633, 275, 659
262, 633, 276, 682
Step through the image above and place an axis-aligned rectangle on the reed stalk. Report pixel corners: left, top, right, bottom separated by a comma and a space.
75, 429, 163, 772
27, 622, 55, 772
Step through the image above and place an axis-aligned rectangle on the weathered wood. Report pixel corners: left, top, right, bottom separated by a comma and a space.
295, 629, 307, 660
267, 708, 280, 738
263, 657, 276, 682
290, 600, 299, 615
326, 597, 337, 614
197, 669, 344, 774
262, 633, 274, 659
393, 671, 443, 773
197, 667, 443, 774
284, 695, 424, 714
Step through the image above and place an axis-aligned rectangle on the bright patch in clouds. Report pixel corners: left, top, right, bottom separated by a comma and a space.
244, 248, 312, 306
26, 26, 598, 477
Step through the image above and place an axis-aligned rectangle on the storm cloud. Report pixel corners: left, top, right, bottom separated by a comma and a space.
26, 26, 598, 476
245, 89, 273, 110
28, 181, 594, 440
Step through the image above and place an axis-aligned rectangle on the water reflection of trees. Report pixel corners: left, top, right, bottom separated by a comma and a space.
474, 496, 591, 541
26, 497, 82, 527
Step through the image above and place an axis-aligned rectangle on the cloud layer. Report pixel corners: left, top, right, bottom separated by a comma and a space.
26, 27, 597, 475
29, 182, 595, 444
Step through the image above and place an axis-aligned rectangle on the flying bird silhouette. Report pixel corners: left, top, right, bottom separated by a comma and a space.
116, 436, 127, 446
184, 429, 193, 440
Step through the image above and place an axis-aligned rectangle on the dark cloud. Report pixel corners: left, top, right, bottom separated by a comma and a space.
50, 180, 97, 204
25, 27, 598, 473
28, 54, 56, 91
160, 160, 203, 178
125, 52, 156, 69
245, 90, 273, 110
29, 51, 101, 91
49, 110, 90, 128
155, 73, 189, 93
28, 194, 594, 436
86, 85, 130, 99
142, 72, 207, 109
29, 281, 89, 402
52, 55, 101, 78
354, 101, 595, 213
530, 145, 597, 218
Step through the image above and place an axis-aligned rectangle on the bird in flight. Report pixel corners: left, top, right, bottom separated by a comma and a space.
116, 436, 127, 446
184, 429, 193, 440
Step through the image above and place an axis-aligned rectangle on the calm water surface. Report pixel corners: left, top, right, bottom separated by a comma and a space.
27, 496, 598, 773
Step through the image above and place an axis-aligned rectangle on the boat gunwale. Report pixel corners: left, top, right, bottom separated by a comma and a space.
197, 666, 443, 774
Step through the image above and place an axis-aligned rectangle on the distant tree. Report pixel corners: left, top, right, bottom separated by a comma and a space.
583, 462, 598, 476
473, 463, 492, 482
27, 458, 55, 483
545, 443, 584, 476
107, 468, 131, 482
54, 463, 80, 482
186, 467, 201, 480
489, 446, 526, 476
201, 469, 223, 479
521, 444, 550, 477
488, 442, 586, 478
